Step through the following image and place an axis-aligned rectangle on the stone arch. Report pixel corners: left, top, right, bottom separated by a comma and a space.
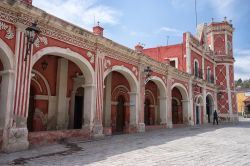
103, 65, 138, 92
171, 83, 189, 124
32, 47, 94, 84
31, 69, 51, 96
171, 83, 188, 100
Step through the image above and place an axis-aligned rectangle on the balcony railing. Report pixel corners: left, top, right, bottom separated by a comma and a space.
194, 68, 215, 84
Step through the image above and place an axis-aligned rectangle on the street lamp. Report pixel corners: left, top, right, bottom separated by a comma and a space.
24, 21, 41, 61
144, 66, 152, 84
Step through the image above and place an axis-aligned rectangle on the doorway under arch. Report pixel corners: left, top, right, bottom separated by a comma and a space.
116, 95, 125, 133
27, 86, 36, 132
144, 98, 151, 125
171, 83, 189, 125
73, 87, 84, 129
195, 96, 203, 125
206, 94, 214, 123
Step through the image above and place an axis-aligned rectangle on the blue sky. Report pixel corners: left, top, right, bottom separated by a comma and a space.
33, 0, 250, 80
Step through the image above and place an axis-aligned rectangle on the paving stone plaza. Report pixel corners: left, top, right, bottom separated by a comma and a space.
0, 118, 249, 166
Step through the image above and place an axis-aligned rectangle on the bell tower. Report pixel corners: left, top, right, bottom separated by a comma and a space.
206, 17, 237, 122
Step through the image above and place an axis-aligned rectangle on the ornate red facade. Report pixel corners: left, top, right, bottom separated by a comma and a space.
0, 1, 238, 152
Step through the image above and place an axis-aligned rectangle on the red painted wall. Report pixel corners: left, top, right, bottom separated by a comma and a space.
143, 44, 186, 71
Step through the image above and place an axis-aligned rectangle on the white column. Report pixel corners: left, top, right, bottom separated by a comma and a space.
104, 74, 112, 127
0, 70, 15, 129
186, 33, 192, 74
159, 97, 167, 125
128, 92, 138, 126
56, 58, 68, 129
226, 64, 233, 118
166, 77, 173, 128
182, 100, 189, 124
83, 84, 96, 128
202, 56, 205, 79
188, 79, 194, 125
202, 85, 207, 124
225, 32, 228, 55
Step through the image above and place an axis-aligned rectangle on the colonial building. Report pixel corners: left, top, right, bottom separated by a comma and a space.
0, 0, 238, 152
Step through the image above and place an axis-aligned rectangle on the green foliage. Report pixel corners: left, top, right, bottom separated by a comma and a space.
235, 78, 250, 88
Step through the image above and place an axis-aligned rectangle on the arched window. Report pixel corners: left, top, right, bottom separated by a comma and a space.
194, 60, 199, 78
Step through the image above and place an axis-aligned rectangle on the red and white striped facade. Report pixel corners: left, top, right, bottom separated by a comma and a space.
0, 0, 238, 152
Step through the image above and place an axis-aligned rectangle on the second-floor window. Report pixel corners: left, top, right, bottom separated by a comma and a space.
194, 60, 199, 77
207, 67, 211, 82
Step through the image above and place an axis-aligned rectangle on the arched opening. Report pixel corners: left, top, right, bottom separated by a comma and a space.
144, 77, 167, 127
29, 50, 93, 132
172, 88, 183, 124
144, 80, 158, 126
74, 87, 84, 129
195, 96, 203, 125
103, 67, 138, 135
171, 83, 189, 125
116, 95, 125, 133
144, 98, 151, 125
206, 94, 214, 123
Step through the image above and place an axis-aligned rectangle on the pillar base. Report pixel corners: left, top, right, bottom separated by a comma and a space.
167, 122, 173, 128
137, 123, 145, 132
2, 127, 29, 152
92, 123, 104, 139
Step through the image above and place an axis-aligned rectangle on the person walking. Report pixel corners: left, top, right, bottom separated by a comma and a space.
213, 110, 218, 125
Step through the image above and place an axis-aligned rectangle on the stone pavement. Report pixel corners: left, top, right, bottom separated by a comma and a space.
1, 118, 250, 166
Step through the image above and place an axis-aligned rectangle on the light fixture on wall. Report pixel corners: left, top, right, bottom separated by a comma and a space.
24, 20, 41, 61
144, 66, 152, 84
41, 60, 48, 71
217, 91, 223, 98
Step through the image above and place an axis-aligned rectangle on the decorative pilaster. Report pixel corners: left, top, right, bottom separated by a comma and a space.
3, 25, 30, 152
188, 78, 194, 126
137, 65, 145, 132
166, 76, 173, 128
92, 50, 104, 138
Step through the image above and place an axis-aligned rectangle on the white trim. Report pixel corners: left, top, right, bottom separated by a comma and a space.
32, 69, 51, 96
31, 78, 43, 93
0, 38, 14, 70
103, 65, 139, 92
32, 47, 95, 84
166, 57, 178, 68
171, 83, 189, 100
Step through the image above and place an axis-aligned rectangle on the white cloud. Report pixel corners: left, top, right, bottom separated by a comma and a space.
33, 0, 121, 30
234, 48, 250, 80
158, 27, 183, 36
